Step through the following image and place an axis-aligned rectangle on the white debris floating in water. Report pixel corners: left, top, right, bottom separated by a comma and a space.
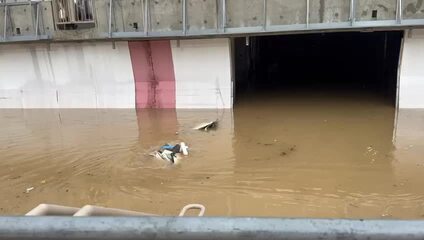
193, 120, 218, 131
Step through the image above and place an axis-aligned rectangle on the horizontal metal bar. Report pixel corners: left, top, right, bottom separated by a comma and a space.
1, 217, 424, 240
55, 21, 96, 25
1, 18, 424, 44
1, 35, 49, 42
224, 26, 265, 34
0, 1, 41, 7
352, 20, 398, 27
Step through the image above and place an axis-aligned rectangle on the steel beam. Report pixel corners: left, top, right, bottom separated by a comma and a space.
306, 0, 310, 28
144, 0, 149, 35
1, 19, 424, 45
350, 0, 356, 26
3, 5, 7, 41
263, 0, 267, 30
35, 2, 39, 38
182, 0, 187, 35
0, 1, 40, 7
397, 0, 402, 24
1, 217, 424, 240
222, 0, 226, 32
108, 0, 112, 38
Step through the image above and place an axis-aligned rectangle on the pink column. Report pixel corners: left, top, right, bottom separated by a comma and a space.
128, 40, 176, 108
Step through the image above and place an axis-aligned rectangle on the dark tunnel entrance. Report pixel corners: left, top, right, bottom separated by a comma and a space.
233, 31, 404, 107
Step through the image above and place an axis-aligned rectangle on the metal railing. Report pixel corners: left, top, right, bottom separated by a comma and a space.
1, 217, 424, 239
106, 0, 423, 38
54, 0, 94, 30
55, 0, 94, 23
1, 0, 424, 43
1, 0, 46, 42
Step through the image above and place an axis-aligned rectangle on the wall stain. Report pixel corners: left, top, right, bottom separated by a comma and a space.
46, 46, 56, 84
319, 0, 325, 23
29, 47, 43, 85
405, 0, 424, 14
377, 4, 389, 12
145, 42, 158, 108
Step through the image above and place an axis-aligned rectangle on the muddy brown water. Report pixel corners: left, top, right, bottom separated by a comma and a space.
1, 93, 424, 218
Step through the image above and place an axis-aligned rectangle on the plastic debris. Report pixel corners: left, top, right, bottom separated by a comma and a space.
181, 142, 189, 156
160, 144, 175, 151
26, 187, 35, 193
150, 142, 189, 164
194, 120, 218, 131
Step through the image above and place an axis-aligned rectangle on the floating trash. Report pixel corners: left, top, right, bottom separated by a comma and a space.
193, 120, 218, 131
150, 142, 189, 164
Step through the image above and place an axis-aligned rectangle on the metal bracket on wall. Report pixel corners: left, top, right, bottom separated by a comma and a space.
1, 0, 44, 42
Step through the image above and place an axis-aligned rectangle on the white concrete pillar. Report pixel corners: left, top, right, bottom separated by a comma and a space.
0, 42, 135, 108
399, 29, 424, 109
171, 38, 233, 109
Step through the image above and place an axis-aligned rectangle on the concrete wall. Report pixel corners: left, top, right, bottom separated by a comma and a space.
187, 0, 218, 31
171, 38, 233, 109
403, 0, 424, 19
355, 0, 397, 21
112, 0, 144, 33
226, 0, 264, 28
309, 0, 351, 23
0, 38, 233, 109
0, 41, 135, 108
267, 0, 307, 26
399, 29, 424, 108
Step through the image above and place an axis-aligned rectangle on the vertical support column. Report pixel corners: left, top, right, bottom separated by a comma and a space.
263, 0, 267, 30
396, 0, 402, 24
182, 0, 187, 35
108, 0, 112, 38
306, 0, 310, 28
144, 0, 149, 35
3, 5, 7, 41
349, 0, 356, 26
222, 0, 226, 32
35, 2, 40, 38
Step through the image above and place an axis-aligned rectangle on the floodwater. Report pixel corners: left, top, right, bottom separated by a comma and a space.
1, 93, 424, 219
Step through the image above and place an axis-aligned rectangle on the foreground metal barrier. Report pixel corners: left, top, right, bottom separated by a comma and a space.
0, 217, 424, 240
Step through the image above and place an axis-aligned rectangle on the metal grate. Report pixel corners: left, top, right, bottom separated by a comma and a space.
55, 0, 94, 27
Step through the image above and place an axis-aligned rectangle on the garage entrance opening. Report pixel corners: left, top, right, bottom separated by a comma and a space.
233, 31, 403, 107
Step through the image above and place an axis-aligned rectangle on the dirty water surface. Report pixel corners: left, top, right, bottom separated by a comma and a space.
1, 94, 424, 219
